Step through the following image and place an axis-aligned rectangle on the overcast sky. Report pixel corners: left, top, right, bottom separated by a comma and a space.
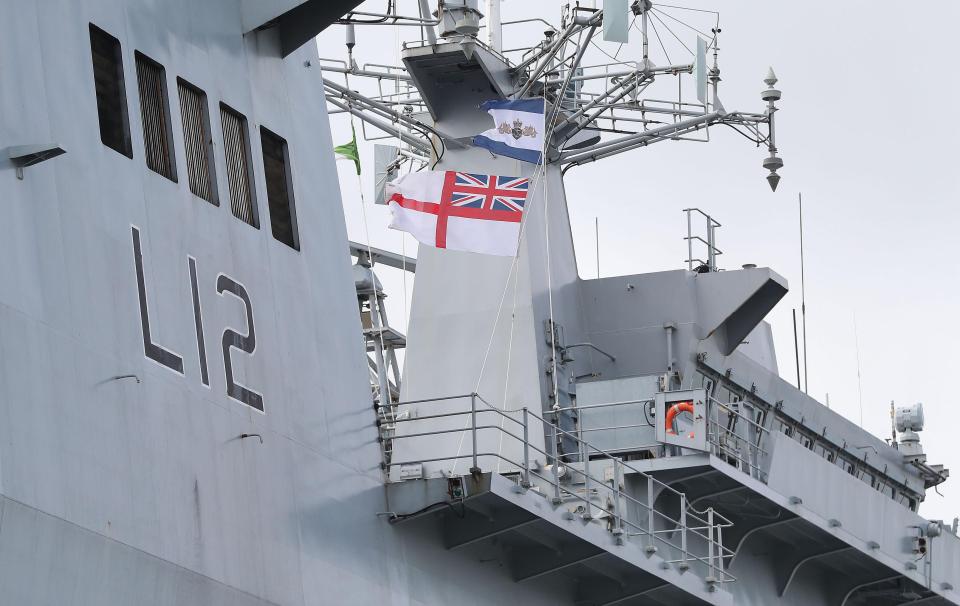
317, 1, 960, 523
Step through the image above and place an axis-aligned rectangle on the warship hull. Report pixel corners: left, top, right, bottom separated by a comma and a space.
0, 1, 957, 605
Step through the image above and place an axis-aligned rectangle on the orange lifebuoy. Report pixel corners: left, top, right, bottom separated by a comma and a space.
665, 401, 695, 436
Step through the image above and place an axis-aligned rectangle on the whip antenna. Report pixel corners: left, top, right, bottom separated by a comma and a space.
793, 308, 801, 389
799, 192, 808, 394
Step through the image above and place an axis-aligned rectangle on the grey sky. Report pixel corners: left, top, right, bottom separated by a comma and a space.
317, 1, 960, 522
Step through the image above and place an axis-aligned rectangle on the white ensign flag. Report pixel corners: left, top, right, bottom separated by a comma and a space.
385, 170, 530, 257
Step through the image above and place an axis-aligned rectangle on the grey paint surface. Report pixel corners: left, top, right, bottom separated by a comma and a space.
576, 375, 660, 453
0, 2, 567, 604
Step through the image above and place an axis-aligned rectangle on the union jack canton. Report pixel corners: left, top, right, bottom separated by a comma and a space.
445, 172, 529, 213
385, 169, 531, 257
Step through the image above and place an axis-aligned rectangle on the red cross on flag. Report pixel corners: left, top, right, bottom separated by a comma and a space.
385, 170, 530, 257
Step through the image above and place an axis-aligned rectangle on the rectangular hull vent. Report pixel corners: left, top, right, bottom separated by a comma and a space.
177, 79, 217, 204
260, 127, 298, 249
89, 24, 132, 158
135, 52, 176, 181
220, 104, 258, 227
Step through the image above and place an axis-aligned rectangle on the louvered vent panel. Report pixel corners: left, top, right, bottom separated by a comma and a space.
178, 80, 216, 203
89, 25, 132, 157
135, 53, 175, 180
220, 105, 256, 226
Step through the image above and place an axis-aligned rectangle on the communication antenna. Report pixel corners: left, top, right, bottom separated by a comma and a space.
323, 1, 784, 192
345, 22, 356, 66
485, 0, 502, 52
890, 400, 897, 443
792, 308, 801, 388
710, 28, 722, 109
761, 68, 783, 191
638, 0, 651, 70
854, 312, 863, 427
799, 192, 808, 394
595, 217, 600, 279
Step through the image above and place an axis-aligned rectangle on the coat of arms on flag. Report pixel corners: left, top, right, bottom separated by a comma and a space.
499, 118, 538, 141
385, 170, 529, 257
473, 98, 545, 164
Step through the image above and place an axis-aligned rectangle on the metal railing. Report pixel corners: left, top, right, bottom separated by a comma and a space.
684, 208, 722, 272
705, 396, 770, 482
318, 58, 428, 146
554, 393, 771, 481
383, 393, 737, 584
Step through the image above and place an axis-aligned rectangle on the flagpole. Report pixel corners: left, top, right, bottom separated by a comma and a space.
799, 192, 808, 395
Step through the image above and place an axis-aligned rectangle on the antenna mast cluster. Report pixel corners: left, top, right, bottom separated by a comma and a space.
320, 0, 784, 187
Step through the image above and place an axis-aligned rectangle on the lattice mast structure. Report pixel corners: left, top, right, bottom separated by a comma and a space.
321, 0, 783, 189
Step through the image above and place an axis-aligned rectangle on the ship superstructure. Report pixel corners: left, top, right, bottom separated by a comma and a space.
331, 2, 960, 605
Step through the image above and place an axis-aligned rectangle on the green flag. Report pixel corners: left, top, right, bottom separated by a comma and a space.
335, 126, 360, 175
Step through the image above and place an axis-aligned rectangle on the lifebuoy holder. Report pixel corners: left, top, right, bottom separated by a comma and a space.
665, 400, 696, 438
654, 389, 709, 452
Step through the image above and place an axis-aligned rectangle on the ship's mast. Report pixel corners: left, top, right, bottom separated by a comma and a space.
486, 0, 502, 52
320, 0, 786, 427
321, 1, 783, 189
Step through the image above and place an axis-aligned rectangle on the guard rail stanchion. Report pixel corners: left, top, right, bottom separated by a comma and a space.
680, 493, 689, 570
717, 522, 725, 581
551, 418, 562, 504
612, 458, 624, 544
470, 393, 480, 474
582, 438, 592, 519
521, 407, 531, 488
646, 475, 656, 553
707, 508, 716, 583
